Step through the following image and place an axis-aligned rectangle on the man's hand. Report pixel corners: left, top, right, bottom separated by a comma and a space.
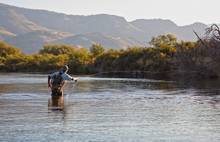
72, 77, 78, 82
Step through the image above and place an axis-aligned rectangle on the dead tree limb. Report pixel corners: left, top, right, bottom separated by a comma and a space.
193, 30, 210, 48
205, 24, 220, 41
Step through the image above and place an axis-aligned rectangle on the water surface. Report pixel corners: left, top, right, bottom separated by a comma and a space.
0, 74, 220, 142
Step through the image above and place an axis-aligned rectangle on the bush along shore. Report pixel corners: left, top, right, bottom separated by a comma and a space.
1, 25, 220, 81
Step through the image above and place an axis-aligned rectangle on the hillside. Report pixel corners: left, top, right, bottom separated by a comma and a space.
0, 3, 209, 53
0, 27, 16, 40
5, 30, 72, 53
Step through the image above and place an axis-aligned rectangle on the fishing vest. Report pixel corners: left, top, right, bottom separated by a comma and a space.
52, 72, 64, 86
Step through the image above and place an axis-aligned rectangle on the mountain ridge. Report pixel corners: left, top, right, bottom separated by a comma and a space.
0, 3, 211, 53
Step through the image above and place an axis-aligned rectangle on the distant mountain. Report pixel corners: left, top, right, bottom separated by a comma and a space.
173, 22, 208, 41
5, 31, 72, 53
131, 19, 208, 41
0, 3, 210, 53
131, 19, 178, 39
52, 32, 144, 49
0, 4, 49, 35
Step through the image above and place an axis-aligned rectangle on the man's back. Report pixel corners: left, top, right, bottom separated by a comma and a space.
51, 72, 64, 86
48, 65, 76, 96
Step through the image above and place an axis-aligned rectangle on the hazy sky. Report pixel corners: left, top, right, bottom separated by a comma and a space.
0, 0, 219, 25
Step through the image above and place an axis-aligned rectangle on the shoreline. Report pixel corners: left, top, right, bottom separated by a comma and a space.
1, 71, 219, 81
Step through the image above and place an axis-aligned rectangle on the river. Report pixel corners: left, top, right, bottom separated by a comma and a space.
0, 73, 220, 142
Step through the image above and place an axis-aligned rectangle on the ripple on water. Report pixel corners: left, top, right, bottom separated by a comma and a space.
0, 74, 220, 142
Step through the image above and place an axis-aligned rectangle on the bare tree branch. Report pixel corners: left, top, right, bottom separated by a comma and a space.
193, 30, 209, 48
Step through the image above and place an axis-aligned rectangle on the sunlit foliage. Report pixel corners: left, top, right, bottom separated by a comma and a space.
90, 43, 105, 58
149, 34, 177, 47
0, 41, 21, 57
1, 29, 220, 79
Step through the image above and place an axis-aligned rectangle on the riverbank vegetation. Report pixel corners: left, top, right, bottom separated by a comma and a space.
1, 25, 220, 80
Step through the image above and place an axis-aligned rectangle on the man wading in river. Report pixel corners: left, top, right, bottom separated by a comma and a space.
48, 65, 77, 96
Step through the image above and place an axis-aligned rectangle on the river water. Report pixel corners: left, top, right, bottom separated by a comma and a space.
0, 74, 220, 142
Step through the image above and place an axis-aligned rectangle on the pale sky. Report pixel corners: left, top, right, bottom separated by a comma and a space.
0, 0, 219, 26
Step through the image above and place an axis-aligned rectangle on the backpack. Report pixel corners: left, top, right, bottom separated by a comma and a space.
52, 72, 64, 86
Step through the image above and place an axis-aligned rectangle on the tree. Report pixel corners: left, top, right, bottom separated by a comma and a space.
0, 41, 21, 57
39, 44, 76, 55
205, 24, 220, 41
149, 34, 177, 48
90, 43, 105, 58
94, 49, 120, 72
67, 48, 91, 74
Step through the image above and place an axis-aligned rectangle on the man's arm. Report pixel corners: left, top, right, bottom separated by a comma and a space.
48, 75, 51, 88
62, 73, 77, 82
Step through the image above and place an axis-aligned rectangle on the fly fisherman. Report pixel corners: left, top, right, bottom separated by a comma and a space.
48, 65, 77, 96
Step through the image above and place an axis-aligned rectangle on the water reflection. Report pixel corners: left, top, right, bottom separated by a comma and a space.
0, 74, 220, 142
192, 89, 220, 109
48, 96, 64, 111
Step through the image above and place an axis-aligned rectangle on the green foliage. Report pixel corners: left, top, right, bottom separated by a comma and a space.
4, 54, 29, 71
38, 44, 91, 73
149, 34, 177, 47
68, 48, 91, 74
40, 44, 76, 55
0, 41, 21, 57
94, 49, 120, 72
0, 56, 6, 70
113, 47, 145, 70
30, 54, 69, 72
90, 44, 105, 58
2, 32, 220, 79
